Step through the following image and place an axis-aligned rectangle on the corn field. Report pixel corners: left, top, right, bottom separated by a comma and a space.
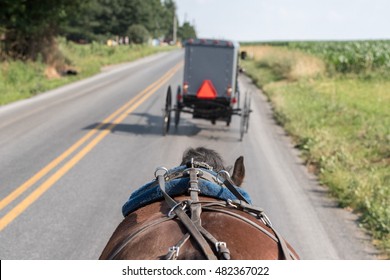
287, 41, 390, 74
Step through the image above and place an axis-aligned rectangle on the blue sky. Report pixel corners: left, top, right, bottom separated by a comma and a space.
175, 0, 390, 41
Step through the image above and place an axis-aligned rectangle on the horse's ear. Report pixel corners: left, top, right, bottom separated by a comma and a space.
231, 156, 245, 186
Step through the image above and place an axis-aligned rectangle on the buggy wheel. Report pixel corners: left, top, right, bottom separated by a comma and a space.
240, 114, 245, 141
174, 86, 181, 128
226, 114, 231, 126
245, 92, 251, 133
162, 86, 172, 136
240, 92, 251, 141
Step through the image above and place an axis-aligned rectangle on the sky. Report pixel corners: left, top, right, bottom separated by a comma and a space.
175, 0, 390, 41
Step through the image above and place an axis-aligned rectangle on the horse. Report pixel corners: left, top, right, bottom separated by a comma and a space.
100, 147, 299, 260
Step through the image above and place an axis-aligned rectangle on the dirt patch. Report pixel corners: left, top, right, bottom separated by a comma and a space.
44, 66, 61, 79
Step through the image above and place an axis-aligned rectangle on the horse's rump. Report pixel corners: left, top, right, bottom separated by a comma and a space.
100, 148, 299, 260
100, 196, 298, 260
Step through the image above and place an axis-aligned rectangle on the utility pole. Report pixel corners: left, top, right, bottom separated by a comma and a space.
173, 13, 177, 44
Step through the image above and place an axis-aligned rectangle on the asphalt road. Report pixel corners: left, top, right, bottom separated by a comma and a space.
0, 50, 378, 259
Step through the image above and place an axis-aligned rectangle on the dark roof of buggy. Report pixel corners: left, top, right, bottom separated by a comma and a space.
184, 38, 240, 49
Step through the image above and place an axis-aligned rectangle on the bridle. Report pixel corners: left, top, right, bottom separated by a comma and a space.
107, 160, 298, 260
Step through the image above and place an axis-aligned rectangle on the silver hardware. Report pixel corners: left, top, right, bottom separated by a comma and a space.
215, 241, 227, 252
187, 158, 213, 170
260, 213, 273, 228
216, 170, 230, 184
184, 169, 203, 176
168, 246, 180, 258
168, 201, 187, 218
154, 167, 168, 178
226, 199, 238, 208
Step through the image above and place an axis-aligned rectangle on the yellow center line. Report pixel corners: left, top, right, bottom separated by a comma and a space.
0, 62, 181, 212
0, 62, 182, 231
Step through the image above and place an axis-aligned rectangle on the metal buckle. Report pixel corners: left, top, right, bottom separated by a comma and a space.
184, 169, 203, 176
154, 167, 168, 178
216, 170, 230, 185
168, 201, 188, 218
186, 159, 213, 170
259, 213, 273, 228
215, 241, 227, 252
168, 246, 180, 258
226, 199, 238, 208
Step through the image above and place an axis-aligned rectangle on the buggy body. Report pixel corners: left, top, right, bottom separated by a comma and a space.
181, 38, 240, 124
163, 38, 251, 140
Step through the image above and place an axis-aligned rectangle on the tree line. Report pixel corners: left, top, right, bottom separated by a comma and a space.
0, 0, 196, 62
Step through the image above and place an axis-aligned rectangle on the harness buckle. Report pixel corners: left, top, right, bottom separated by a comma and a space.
154, 167, 168, 178
226, 199, 238, 208
259, 213, 273, 228
215, 241, 229, 253
167, 201, 188, 218
184, 169, 203, 177
168, 246, 180, 259
215, 241, 231, 260
215, 242, 227, 252
216, 170, 231, 185
186, 159, 213, 170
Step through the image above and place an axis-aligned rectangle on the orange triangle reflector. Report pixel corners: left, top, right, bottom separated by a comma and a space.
196, 80, 217, 99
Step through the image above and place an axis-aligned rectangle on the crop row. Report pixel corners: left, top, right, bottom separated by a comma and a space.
285, 41, 390, 74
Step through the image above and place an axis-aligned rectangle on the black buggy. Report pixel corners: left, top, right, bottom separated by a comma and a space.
163, 38, 251, 140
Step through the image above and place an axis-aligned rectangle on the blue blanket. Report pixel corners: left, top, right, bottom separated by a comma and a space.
122, 166, 252, 217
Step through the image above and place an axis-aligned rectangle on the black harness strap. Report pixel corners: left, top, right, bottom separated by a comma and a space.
159, 165, 231, 260
164, 233, 191, 260
201, 206, 296, 260
188, 167, 202, 227
221, 176, 251, 204
157, 173, 218, 260
107, 216, 174, 260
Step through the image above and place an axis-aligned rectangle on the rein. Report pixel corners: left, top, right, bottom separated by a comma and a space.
108, 160, 297, 260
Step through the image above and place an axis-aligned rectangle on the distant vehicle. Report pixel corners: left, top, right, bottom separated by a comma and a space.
163, 38, 251, 141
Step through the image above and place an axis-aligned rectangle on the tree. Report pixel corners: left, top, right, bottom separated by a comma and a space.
0, 0, 199, 59
0, 0, 85, 61
178, 21, 197, 41
60, 0, 102, 43
60, 0, 174, 42
161, 0, 177, 42
127, 24, 150, 44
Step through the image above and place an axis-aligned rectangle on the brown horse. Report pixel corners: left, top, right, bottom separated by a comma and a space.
100, 147, 299, 260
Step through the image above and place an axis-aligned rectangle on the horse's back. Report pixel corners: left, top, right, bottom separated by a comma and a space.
100, 197, 295, 260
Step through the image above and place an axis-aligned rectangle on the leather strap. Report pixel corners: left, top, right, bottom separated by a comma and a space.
222, 177, 250, 204
107, 216, 174, 260
158, 174, 218, 260
271, 228, 298, 260
164, 233, 191, 260
202, 206, 296, 260
188, 168, 202, 227
198, 226, 231, 260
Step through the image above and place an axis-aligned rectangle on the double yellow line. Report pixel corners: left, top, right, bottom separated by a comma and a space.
0, 62, 182, 231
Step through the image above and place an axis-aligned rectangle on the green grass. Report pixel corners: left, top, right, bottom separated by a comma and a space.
241, 45, 390, 258
0, 39, 174, 105
0, 59, 81, 104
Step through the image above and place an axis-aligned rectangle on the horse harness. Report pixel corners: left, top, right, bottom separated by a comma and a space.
108, 160, 297, 260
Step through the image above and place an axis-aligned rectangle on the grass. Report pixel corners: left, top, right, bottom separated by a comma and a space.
241, 45, 390, 258
0, 39, 174, 105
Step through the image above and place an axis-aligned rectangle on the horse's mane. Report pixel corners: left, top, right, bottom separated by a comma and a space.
180, 147, 227, 171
